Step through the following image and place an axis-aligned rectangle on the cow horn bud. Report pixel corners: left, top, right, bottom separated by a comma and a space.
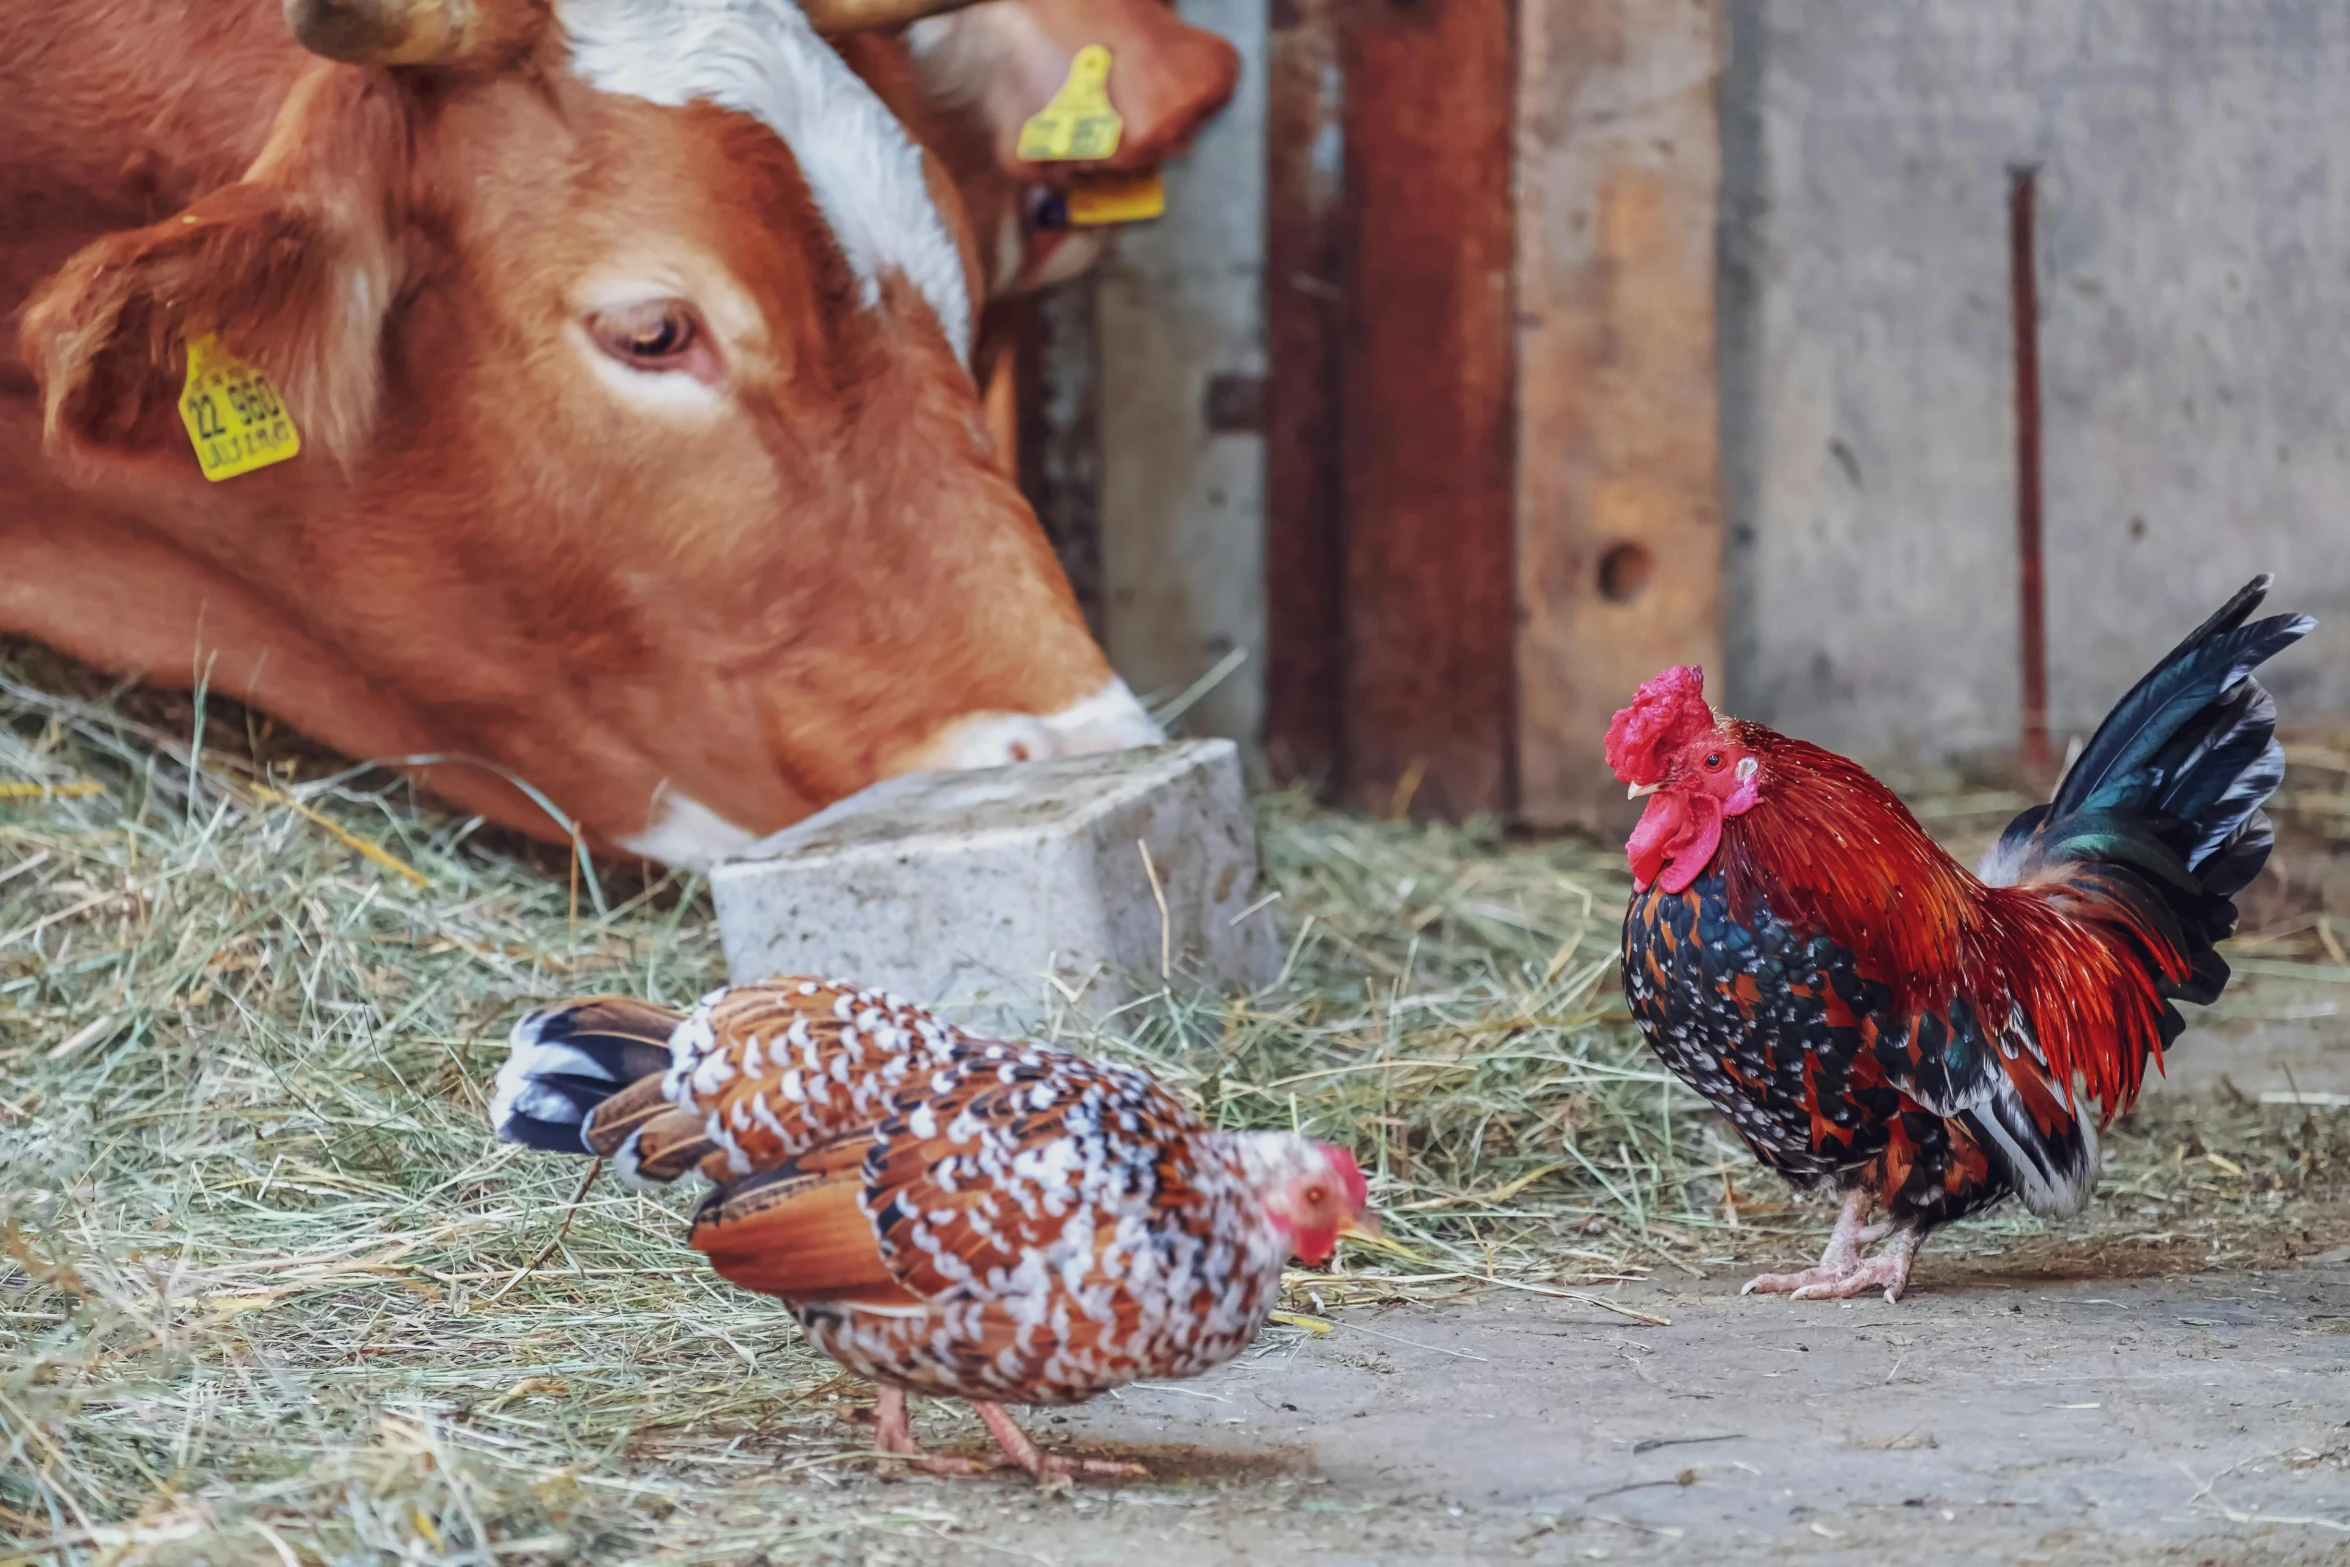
800, 0, 988, 33
283, 0, 480, 65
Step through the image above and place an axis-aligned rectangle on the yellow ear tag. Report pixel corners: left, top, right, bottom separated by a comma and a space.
1067, 169, 1166, 227
179, 334, 300, 481
1016, 45, 1123, 162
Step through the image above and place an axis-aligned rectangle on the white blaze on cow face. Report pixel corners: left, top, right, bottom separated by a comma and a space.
555, 0, 974, 364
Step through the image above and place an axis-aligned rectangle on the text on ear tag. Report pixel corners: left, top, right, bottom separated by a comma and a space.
179, 334, 300, 481
1067, 169, 1165, 226
1017, 45, 1123, 162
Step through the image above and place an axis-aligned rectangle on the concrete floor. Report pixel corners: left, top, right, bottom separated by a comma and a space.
860, 1251, 2350, 1565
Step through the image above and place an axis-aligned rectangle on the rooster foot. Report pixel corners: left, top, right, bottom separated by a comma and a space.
1742, 1263, 1864, 1297
1745, 1223, 1920, 1304
974, 1402, 1149, 1485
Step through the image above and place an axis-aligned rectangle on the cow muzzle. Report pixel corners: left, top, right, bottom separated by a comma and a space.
893, 677, 1165, 775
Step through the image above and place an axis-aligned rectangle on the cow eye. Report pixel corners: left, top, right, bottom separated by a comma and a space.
586, 300, 703, 369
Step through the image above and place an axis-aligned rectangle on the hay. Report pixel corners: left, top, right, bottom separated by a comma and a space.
0, 662, 2341, 1564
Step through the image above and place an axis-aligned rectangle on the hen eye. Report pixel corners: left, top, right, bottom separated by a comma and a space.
1303, 1186, 1328, 1206
1703, 752, 1725, 770
586, 300, 704, 368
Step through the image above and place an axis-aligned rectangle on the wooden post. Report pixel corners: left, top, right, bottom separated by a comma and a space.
1513, 0, 1725, 829
1263, 0, 1347, 789
1011, 285, 1108, 642
1331, 0, 1519, 819
2008, 166, 2052, 775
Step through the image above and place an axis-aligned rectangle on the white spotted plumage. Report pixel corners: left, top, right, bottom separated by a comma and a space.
621, 978, 1327, 1407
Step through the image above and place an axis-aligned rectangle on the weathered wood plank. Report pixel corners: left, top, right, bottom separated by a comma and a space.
1515, 0, 1724, 829
1334, 0, 1518, 818
1262, 0, 1347, 789
1009, 287, 1109, 642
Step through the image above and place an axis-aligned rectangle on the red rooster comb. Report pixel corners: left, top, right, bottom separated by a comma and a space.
1605, 666, 1717, 786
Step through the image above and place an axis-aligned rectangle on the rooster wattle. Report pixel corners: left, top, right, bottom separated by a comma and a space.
490, 979, 1373, 1479
1608, 576, 2313, 1302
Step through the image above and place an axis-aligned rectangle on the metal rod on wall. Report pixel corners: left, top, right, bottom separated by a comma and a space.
2009, 164, 2051, 774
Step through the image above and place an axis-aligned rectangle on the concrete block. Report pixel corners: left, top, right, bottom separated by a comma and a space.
708, 740, 1282, 1031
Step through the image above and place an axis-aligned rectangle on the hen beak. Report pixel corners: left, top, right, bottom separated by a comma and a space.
1627, 781, 1661, 799
1337, 1211, 1381, 1240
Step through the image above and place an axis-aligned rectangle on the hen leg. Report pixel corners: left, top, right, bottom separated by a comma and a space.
870, 1386, 992, 1476
1741, 1189, 1881, 1297
972, 1402, 1149, 1483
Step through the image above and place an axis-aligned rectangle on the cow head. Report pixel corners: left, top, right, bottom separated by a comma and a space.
21, 0, 1162, 868
902, 0, 1242, 299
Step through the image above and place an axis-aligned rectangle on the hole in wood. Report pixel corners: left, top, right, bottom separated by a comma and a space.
1597, 543, 1654, 604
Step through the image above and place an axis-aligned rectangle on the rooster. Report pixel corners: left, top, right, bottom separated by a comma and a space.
1607, 576, 2312, 1302
490, 979, 1373, 1479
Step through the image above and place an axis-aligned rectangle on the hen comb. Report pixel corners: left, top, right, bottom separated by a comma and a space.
1604, 666, 1716, 786
1323, 1146, 1370, 1208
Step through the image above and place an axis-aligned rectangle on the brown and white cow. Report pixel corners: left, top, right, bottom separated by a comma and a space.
0, 0, 1230, 868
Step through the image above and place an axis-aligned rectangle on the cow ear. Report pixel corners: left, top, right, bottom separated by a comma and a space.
914, 0, 1240, 173
20, 76, 400, 475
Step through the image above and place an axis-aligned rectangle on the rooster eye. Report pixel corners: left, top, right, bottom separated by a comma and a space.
1703, 752, 1725, 770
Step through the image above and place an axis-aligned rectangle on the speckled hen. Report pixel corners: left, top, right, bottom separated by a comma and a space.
1608, 577, 2312, 1302
490, 979, 1373, 1479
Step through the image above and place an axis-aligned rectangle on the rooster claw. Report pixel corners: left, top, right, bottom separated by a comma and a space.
1744, 1224, 1920, 1305
1741, 1266, 1852, 1297
1786, 1256, 1911, 1304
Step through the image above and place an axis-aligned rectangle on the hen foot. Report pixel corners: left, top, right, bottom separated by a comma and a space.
870, 1386, 996, 1477
974, 1402, 1149, 1484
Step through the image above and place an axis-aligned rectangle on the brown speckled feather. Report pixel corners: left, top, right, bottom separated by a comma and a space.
499, 978, 1331, 1408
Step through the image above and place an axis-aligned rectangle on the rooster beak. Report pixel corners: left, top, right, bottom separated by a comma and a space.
1627, 781, 1661, 799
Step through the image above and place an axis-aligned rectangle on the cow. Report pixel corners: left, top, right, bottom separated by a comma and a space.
0, 0, 1234, 868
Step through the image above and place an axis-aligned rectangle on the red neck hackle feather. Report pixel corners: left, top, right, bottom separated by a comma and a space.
1710, 724, 2190, 1119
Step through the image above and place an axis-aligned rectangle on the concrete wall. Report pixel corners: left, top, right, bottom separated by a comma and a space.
1096, 0, 1269, 748
1721, 0, 2350, 763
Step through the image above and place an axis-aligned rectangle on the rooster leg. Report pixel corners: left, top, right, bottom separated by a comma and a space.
1788, 1224, 1922, 1304
870, 1386, 993, 1476
1740, 1188, 1879, 1296
972, 1402, 1149, 1483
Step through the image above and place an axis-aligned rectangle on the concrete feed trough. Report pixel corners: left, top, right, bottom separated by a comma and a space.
708, 739, 1282, 1031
